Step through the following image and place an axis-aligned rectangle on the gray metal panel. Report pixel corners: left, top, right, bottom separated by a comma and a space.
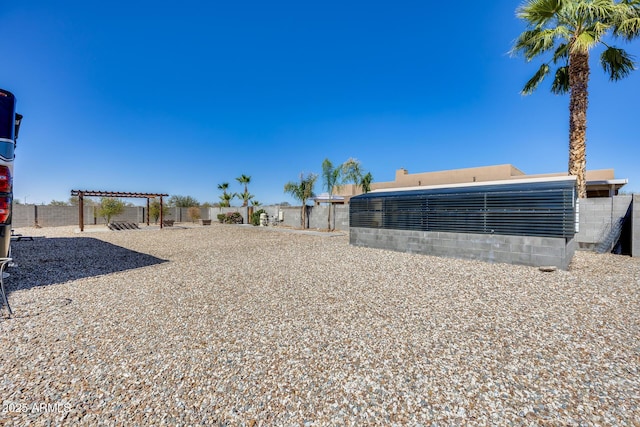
350, 179, 577, 238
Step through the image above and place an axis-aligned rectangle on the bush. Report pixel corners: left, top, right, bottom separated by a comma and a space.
98, 197, 125, 224
188, 206, 201, 222
218, 212, 243, 224
251, 209, 267, 226
225, 212, 244, 224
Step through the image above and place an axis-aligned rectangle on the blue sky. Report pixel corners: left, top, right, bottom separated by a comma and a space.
1, 1, 639, 206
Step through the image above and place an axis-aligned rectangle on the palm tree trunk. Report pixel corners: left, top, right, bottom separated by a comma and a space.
568, 50, 590, 199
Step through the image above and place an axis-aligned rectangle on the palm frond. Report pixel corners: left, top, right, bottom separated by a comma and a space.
522, 63, 551, 95
573, 0, 619, 23
516, 0, 563, 26
512, 27, 567, 60
551, 66, 570, 94
601, 47, 636, 81
615, 17, 640, 39
552, 42, 569, 63
571, 31, 597, 53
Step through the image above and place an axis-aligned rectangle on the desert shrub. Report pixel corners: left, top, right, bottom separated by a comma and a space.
187, 206, 201, 222
98, 198, 125, 224
222, 212, 243, 224
216, 212, 243, 224
251, 209, 267, 226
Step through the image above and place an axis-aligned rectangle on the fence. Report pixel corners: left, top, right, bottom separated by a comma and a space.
11, 204, 350, 230
10, 198, 639, 257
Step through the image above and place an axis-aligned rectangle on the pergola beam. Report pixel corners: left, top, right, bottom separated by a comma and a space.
71, 190, 169, 232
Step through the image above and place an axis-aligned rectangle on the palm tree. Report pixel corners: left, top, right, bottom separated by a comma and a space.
284, 173, 317, 229
360, 172, 373, 193
341, 158, 362, 188
236, 174, 252, 206
219, 192, 233, 208
217, 182, 233, 207
239, 190, 254, 206
322, 158, 342, 231
512, 0, 640, 198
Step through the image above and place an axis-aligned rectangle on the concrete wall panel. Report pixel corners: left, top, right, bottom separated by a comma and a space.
350, 227, 575, 270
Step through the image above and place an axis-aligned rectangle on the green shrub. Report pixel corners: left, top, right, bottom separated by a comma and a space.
217, 213, 226, 223
251, 209, 267, 226
220, 212, 243, 224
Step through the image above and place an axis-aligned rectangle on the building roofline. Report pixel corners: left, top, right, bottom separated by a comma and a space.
370, 175, 577, 194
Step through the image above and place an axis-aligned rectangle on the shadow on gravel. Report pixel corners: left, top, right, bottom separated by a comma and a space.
5, 237, 167, 294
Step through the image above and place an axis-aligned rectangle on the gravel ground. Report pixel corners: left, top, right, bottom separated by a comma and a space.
1, 224, 639, 426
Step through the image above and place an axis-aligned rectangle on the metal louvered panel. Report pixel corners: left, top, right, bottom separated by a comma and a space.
350, 178, 577, 238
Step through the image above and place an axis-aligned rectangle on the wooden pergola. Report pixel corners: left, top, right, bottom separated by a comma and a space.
70, 190, 169, 232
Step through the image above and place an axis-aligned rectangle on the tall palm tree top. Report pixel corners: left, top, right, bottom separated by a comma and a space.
218, 182, 229, 191
512, 0, 640, 199
512, 0, 639, 94
236, 174, 251, 185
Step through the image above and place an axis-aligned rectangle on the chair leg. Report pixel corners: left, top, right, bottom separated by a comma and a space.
0, 276, 11, 316
0, 261, 12, 316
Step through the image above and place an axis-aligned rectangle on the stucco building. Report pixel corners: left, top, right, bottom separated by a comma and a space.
333, 164, 627, 202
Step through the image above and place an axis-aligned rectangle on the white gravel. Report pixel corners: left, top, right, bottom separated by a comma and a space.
1, 224, 639, 426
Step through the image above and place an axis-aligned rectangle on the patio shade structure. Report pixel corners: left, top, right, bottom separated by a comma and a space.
70, 190, 169, 232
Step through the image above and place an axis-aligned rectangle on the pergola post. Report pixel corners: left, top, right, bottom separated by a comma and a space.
71, 190, 168, 231
146, 198, 150, 226
79, 192, 84, 232
160, 196, 164, 229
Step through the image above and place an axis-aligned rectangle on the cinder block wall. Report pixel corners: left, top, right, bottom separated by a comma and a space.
270, 205, 349, 230
575, 196, 632, 249
209, 207, 249, 224
94, 206, 144, 224
351, 227, 576, 270
12, 205, 37, 228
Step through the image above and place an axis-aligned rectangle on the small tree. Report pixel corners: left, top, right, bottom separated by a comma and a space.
284, 173, 317, 229
322, 158, 342, 231
149, 199, 169, 224
168, 195, 199, 208
69, 196, 98, 206
360, 172, 373, 193
187, 206, 201, 223
98, 198, 125, 224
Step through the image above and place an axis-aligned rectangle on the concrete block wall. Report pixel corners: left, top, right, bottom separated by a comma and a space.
263, 205, 349, 230
94, 206, 144, 225
164, 207, 212, 223
10, 203, 344, 231
209, 207, 249, 224
13, 205, 95, 227
12, 205, 38, 228
575, 195, 632, 249
351, 227, 576, 270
